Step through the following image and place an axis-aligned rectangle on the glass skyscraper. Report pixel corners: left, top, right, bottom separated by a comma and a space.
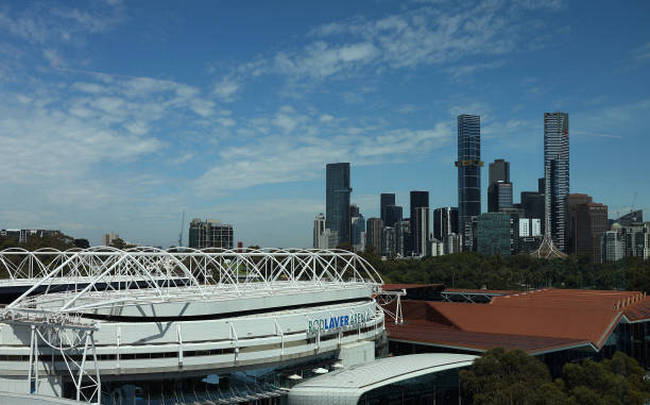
544, 112, 569, 252
456, 114, 482, 250
488, 159, 510, 212
326, 162, 352, 245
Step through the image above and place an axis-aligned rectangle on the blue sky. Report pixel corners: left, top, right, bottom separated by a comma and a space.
0, 0, 649, 247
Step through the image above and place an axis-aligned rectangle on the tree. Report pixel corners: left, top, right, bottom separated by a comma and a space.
560, 352, 650, 405
74, 238, 90, 249
461, 348, 569, 405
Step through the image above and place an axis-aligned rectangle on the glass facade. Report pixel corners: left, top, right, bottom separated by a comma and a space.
477, 212, 511, 256
409, 191, 429, 254
94, 354, 338, 405
380, 193, 396, 224
357, 367, 465, 405
326, 163, 352, 246
544, 112, 569, 252
456, 115, 482, 251
487, 159, 510, 212
433, 207, 458, 241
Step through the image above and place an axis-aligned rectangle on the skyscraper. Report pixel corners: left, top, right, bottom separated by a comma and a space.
351, 212, 366, 251
189, 219, 234, 249
413, 207, 430, 257
380, 193, 396, 224
409, 191, 429, 254
313, 213, 326, 249
477, 212, 511, 256
544, 112, 569, 252
496, 181, 513, 211
384, 205, 403, 228
366, 218, 384, 255
488, 159, 510, 212
433, 207, 458, 241
456, 114, 482, 250
326, 163, 352, 246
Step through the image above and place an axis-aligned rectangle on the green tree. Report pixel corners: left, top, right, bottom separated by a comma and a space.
461, 348, 569, 405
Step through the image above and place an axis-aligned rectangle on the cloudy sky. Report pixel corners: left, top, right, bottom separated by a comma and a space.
0, 0, 649, 247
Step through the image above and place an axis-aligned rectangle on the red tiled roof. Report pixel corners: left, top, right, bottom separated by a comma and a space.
382, 283, 444, 291
386, 321, 588, 354
385, 289, 650, 354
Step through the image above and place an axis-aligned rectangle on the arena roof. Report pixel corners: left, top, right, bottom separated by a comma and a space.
385, 288, 650, 354
288, 353, 476, 404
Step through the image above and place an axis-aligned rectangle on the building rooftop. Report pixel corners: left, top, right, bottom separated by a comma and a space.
385, 288, 650, 354
290, 353, 476, 390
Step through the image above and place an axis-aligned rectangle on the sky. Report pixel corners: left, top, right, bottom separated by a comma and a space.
0, 0, 649, 248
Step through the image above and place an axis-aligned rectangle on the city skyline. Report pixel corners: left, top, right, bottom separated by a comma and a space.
0, 0, 649, 247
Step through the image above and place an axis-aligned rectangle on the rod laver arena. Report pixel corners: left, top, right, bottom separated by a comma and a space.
0, 247, 387, 404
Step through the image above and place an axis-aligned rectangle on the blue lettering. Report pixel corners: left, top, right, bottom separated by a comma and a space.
329, 318, 335, 329
343, 315, 349, 326
334, 317, 339, 328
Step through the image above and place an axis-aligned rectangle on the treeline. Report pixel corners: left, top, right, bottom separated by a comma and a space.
359, 251, 650, 293
462, 349, 650, 404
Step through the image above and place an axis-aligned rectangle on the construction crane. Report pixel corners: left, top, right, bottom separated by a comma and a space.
178, 211, 185, 247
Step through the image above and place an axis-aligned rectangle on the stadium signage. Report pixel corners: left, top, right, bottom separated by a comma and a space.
307, 312, 367, 334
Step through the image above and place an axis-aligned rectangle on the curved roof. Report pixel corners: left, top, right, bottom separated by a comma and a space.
0, 248, 382, 321
288, 353, 476, 404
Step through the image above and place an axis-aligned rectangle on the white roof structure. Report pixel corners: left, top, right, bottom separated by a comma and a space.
0, 247, 382, 326
288, 353, 477, 405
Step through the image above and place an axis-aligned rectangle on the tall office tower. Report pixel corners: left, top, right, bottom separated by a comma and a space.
351, 213, 366, 251
477, 212, 512, 256
488, 159, 510, 212
521, 191, 545, 225
567, 193, 593, 254
602, 230, 625, 263
413, 207, 430, 257
408, 191, 429, 253
350, 204, 360, 218
102, 232, 120, 246
366, 218, 384, 255
396, 219, 410, 257
384, 205, 403, 228
313, 213, 327, 249
456, 114, 482, 250
496, 182, 513, 210
382, 227, 397, 257
380, 193, 396, 224
188, 219, 234, 249
433, 207, 459, 241
544, 112, 569, 252
326, 163, 352, 246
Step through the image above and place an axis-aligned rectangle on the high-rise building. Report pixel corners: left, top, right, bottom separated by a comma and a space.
313, 213, 327, 249
444, 233, 463, 255
433, 207, 459, 241
602, 230, 624, 263
380, 193, 396, 224
544, 112, 570, 252
326, 163, 352, 246
351, 213, 366, 251
188, 219, 234, 249
430, 237, 444, 257
396, 219, 410, 257
456, 114, 482, 250
382, 227, 397, 258
567, 193, 593, 254
384, 205, 403, 228
496, 181, 513, 211
350, 204, 360, 218
477, 212, 511, 256
567, 194, 608, 262
413, 207, 430, 257
409, 191, 429, 254
366, 218, 384, 255
102, 232, 120, 246
521, 191, 545, 227
488, 159, 510, 212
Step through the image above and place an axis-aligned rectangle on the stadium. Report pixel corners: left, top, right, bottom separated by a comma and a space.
0, 247, 388, 404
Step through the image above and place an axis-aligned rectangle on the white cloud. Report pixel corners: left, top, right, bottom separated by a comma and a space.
213, 77, 240, 101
